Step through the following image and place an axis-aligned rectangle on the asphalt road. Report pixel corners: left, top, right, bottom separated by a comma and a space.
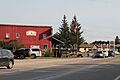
0, 56, 120, 80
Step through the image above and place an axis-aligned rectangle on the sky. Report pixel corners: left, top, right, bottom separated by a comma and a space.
0, 0, 120, 43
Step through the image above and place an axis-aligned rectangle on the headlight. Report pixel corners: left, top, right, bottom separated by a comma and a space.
100, 54, 103, 56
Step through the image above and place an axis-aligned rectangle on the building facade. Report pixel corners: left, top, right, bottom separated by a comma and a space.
0, 24, 52, 50
79, 44, 97, 52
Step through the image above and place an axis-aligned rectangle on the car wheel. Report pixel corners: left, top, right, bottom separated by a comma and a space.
20, 54, 25, 59
31, 54, 36, 59
7, 60, 13, 69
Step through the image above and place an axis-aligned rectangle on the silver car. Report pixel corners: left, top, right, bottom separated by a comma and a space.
0, 49, 14, 69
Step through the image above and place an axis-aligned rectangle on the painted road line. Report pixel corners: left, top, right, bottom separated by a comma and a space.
114, 75, 120, 80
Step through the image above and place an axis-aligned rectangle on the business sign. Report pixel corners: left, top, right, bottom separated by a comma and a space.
26, 31, 36, 36
109, 41, 115, 51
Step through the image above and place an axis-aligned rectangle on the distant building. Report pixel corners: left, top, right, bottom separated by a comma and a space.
79, 44, 97, 52
79, 44, 110, 53
0, 24, 52, 50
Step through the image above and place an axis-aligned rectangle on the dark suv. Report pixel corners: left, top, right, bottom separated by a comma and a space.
13, 48, 30, 59
0, 49, 14, 69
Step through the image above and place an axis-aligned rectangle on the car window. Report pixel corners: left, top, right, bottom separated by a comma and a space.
2, 50, 9, 56
25, 49, 30, 51
97, 51, 102, 53
32, 49, 39, 51
0, 50, 2, 57
1, 50, 9, 57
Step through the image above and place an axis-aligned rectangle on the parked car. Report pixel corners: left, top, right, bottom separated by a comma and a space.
13, 48, 30, 59
114, 51, 120, 55
103, 51, 109, 57
76, 52, 83, 57
14, 48, 41, 59
108, 51, 115, 57
93, 51, 104, 58
61, 49, 69, 57
88, 52, 94, 57
0, 49, 14, 69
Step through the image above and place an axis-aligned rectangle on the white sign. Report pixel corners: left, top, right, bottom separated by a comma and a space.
30, 45, 40, 48
26, 31, 36, 36
109, 41, 115, 51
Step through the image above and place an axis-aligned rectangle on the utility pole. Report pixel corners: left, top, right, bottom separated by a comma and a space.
76, 27, 78, 52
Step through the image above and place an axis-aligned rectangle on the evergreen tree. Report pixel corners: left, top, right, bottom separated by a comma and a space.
115, 36, 120, 44
70, 16, 85, 51
58, 15, 70, 48
91, 40, 109, 45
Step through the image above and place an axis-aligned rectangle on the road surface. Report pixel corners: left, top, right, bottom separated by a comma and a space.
0, 56, 120, 80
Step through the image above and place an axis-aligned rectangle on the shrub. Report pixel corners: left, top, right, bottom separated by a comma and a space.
44, 49, 54, 57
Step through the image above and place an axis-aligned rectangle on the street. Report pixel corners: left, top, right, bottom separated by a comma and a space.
0, 56, 120, 80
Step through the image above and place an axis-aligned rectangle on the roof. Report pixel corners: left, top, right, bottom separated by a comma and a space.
80, 44, 95, 48
96, 45, 108, 48
52, 37, 64, 44
115, 44, 120, 47
0, 23, 52, 28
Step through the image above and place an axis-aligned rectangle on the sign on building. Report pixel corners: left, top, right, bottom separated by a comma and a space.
109, 41, 115, 51
26, 31, 37, 36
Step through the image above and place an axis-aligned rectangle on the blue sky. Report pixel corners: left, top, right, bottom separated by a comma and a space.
0, 0, 120, 42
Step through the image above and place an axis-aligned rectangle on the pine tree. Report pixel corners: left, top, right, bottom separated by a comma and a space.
115, 36, 120, 44
70, 16, 85, 51
58, 15, 70, 48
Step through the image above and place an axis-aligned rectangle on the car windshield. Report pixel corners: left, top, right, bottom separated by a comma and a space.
97, 51, 102, 53
25, 49, 30, 51
96, 51, 102, 54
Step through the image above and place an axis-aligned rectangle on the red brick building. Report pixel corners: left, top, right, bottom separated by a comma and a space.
0, 24, 52, 50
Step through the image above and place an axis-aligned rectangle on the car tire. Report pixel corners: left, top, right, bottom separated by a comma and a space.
7, 60, 13, 69
19, 54, 25, 59
31, 54, 36, 59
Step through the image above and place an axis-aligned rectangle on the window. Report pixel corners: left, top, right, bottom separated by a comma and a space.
43, 34, 47, 39
32, 49, 40, 51
6, 33, 10, 38
1, 50, 8, 57
16, 33, 20, 38
44, 44, 48, 49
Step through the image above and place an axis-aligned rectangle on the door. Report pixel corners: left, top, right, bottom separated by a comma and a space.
1, 50, 9, 66
0, 50, 3, 66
